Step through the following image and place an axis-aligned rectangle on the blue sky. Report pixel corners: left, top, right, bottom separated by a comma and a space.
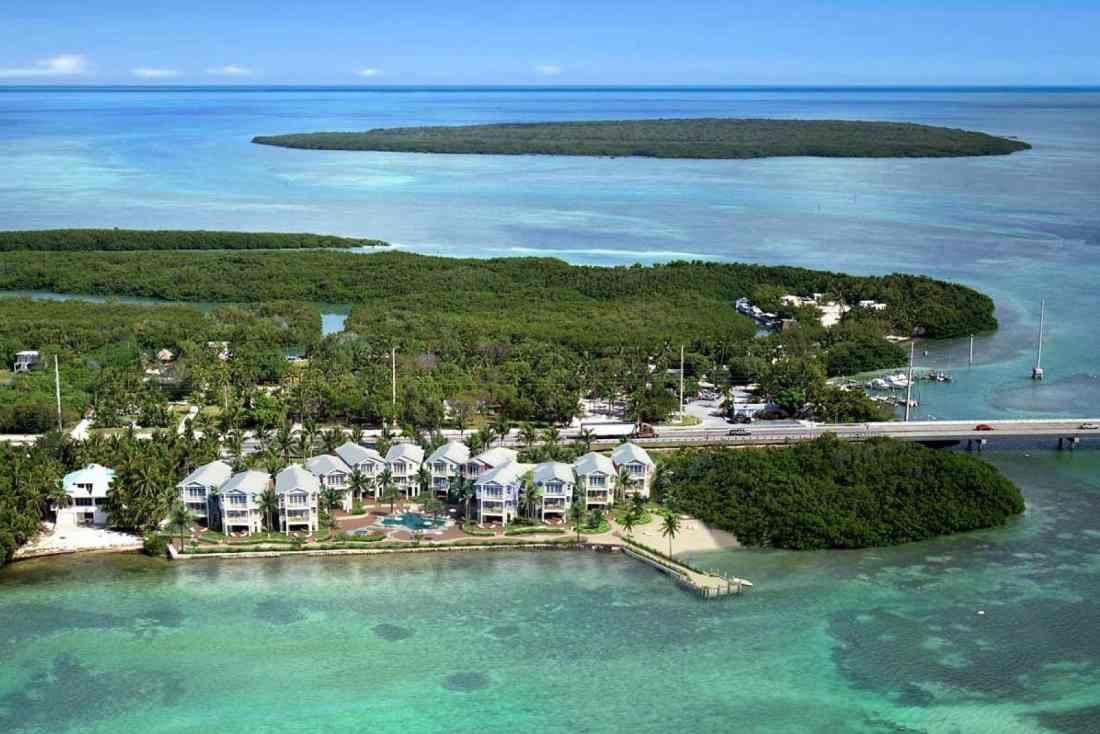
1, 0, 1097, 85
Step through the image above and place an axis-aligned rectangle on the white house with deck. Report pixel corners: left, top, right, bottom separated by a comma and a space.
13, 350, 40, 374
218, 470, 268, 535
275, 464, 320, 533
56, 464, 115, 527
474, 461, 533, 525
611, 442, 655, 498
304, 454, 353, 511
532, 461, 575, 521
385, 443, 425, 496
464, 446, 518, 481
176, 460, 233, 527
426, 440, 470, 496
334, 441, 385, 497
573, 452, 617, 510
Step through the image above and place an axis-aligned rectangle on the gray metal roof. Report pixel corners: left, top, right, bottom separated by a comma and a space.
471, 446, 517, 468
62, 464, 115, 498
427, 440, 470, 465
533, 462, 575, 485
221, 470, 270, 496
474, 461, 534, 488
304, 454, 350, 477
611, 442, 655, 468
275, 464, 320, 495
574, 452, 615, 477
385, 442, 424, 464
176, 460, 234, 489
334, 441, 384, 468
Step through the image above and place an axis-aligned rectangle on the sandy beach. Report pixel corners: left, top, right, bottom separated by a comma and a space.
624, 515, 741, 554
14, 523, 143, 560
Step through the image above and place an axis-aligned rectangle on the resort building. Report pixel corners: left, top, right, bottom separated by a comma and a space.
385, 443, 425, 496
334, 441, 386, 497
275, 464, 320, 533
219, 470, 268, 535
175, 460, 233, 527
426, 440, 470, 496
573, 452, 617, 510
56, 463, 115, 527
13, 350, 40, 374
532, 461, 575, 521
304, 454, 353, 511
473, 461, 534, 525
611, 442, 655, 498
464, 446, 518, 481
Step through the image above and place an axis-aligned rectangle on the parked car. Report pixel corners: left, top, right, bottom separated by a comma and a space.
1079, 422, 1100, 430
974, 424, 995, 431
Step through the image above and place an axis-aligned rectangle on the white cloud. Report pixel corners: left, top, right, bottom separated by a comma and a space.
0, 54, 90, 79
131, 67, 181, 79
356, 67, 383, 78
534, 63, 562, 76
206, 64, 251, 76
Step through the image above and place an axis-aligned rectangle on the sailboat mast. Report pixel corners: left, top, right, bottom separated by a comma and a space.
1032, 299, 1046, 380
904, 340, 915, 422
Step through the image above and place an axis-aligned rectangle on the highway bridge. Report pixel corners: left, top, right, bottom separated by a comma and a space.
588, 419, 1100, 451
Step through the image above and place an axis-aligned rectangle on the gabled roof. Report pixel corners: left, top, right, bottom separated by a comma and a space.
334, 441, 384, 468
385, 443, 424, 464
275, 464, 321, 495
574, 452, 615, 477
611, 442, 655, 468
177, 460, 233, 489
471, 446, 517, 468
427, 440, 470, 465
474, 461, 534, 488
533, 462, 575, 485
304, 454, 350, 477
221, 470, 270, 496
62, 464, 115, 496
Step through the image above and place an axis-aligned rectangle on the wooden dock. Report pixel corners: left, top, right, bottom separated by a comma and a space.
620, 541, 751, 599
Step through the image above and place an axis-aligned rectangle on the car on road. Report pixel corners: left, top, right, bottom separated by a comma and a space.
727, 428, 752, 436
974, 424, 995, 431
631, 423, 659, 439
1079, 422, 1100, 430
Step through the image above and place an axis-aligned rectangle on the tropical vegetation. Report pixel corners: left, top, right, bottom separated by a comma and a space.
252, 118, 1030, 159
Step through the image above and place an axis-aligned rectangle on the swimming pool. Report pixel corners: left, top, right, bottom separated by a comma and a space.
380, 512, 445, 530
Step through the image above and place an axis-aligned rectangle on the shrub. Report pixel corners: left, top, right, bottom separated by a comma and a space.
142, 533, 168, 558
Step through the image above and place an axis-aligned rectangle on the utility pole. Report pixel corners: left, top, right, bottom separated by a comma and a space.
1032, 298, 1046, 380
969, 335, 974, 367
54, 355, 63, 433
904, 340, 915, 422
679, 345, 685, 423
391, 347, 397, 429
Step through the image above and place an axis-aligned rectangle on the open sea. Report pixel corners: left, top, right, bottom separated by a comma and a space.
2, 87, 1099, 732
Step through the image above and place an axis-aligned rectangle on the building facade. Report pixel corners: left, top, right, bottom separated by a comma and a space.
532, 461, 575, 521
473, 461, 533, 525
56, 464, 115, 527
275, 464, 320, 532
175, 460, 233, 528
385, 443, 425, 496
219, 470, 268, 535
425, 441, 470, 496
610, 442, 655, 498
573, 452, 617, 511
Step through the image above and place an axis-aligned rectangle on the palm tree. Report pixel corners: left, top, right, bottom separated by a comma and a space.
578, 428, 596, 453
320, 486, 343, 515
614, 466, 634, 505
569, 500, 585, 542
650, 462, 672, 504
620, 511, 637, 539
465, 433, 484, 455
478, 425, 497, 451
349, 467, 368, 507
303, 418, 319, 454
492, 415, 510, 446
224, 428, 245, 468
519, 422, 539, 451
349, 425, 365, 445
259, 487, 279, 532
274, 423, 294, 463
660, 512, 681, 558
542, 426, 561, 451
520, 470, 541, 522
379, 468, 398, 513
416, 465, 432, 498
321, 427, 342, 453
168, 501, 195, 551
294, 430, 311, 459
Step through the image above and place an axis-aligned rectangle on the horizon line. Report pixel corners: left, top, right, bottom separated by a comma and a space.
1, 83, 1098, 92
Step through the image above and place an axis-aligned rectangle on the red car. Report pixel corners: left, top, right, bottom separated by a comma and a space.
974, 424, 994, 431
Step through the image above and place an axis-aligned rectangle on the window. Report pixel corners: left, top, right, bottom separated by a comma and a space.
589, 475, 606, 487
187, 486, 206, 499
227, 494, 246, 506
75, 497, 94, 506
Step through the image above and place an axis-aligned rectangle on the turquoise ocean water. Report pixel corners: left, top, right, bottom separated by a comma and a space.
2, 450, 1099, 733
2, 88, 1100, 732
